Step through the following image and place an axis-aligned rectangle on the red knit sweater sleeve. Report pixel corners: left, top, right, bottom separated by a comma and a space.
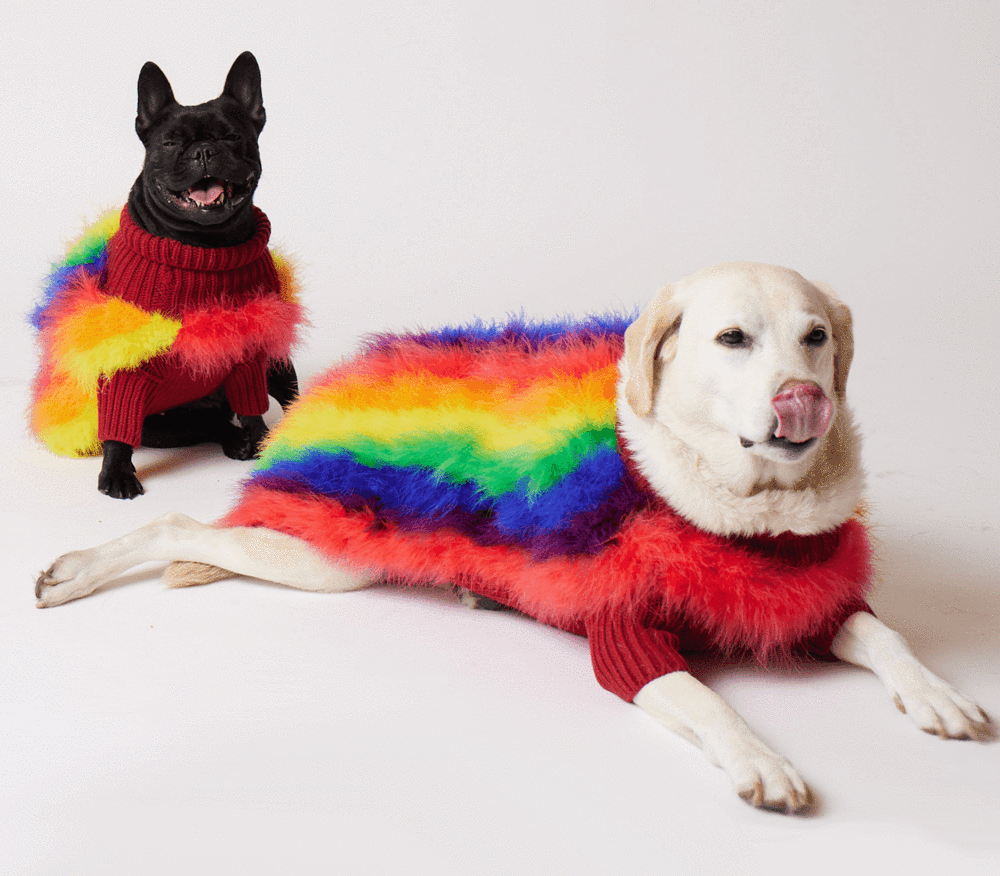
222, 351, 270, 417
586, 607, 690, 702
97, 368, 157, 447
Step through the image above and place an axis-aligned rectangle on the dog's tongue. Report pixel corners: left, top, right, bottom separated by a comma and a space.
772, 383, 832, 443
189, 183, 224, 205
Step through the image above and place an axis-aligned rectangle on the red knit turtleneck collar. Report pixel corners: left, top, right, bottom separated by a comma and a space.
116, 206, 272, 272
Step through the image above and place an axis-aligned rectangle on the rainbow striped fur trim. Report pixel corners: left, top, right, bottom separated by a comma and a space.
29, 209, 302, 457
226, 315, 872, 655
249, 314, 634, 556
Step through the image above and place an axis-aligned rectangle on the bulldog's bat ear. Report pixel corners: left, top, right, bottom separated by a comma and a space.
223, 51, 265, 134
135, 61, 177, 144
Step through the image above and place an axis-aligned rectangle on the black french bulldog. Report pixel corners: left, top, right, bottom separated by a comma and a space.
98, 52, 298, 499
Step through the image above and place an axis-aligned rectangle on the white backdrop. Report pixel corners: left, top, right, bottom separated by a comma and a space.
3, 3, 998, 874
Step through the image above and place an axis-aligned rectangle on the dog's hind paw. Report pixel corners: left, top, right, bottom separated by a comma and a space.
35, 549, 103, 608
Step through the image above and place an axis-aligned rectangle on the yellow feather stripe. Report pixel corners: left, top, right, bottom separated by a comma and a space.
270, 251, 300, 304
33, 371, 102, 457
37, 410, 102, 458
261, 363, 618, 464
51, 297, 181, 389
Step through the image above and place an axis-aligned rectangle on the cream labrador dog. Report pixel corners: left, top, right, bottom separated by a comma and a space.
35, 262, 989, 813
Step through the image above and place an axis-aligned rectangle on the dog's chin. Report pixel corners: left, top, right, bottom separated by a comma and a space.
153, 176, 255, 225
741, 435, 820, 464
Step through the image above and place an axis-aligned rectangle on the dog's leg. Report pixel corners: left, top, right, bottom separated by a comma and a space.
831, 611, 991, 739
633, 671, 812, 813
222, 413, 268, 461
267, 359, 300, 411
140, 397, 234, 448
98, 440, 144, 499
36, 513, 372, 608
454, 587, 512, 611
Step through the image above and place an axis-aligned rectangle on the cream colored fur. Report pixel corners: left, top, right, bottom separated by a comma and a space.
618, 397, 864, 536
618, 262, 862, 536
35, 262, 990, 814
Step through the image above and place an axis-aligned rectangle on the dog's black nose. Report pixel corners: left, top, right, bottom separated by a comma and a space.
187, 142, 216, 164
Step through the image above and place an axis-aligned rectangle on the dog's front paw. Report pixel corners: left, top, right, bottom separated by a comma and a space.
709, 733, 813, 813
98, 440, 144, 499
222, 414, 267, 461
98, 469, 144, 499
35, 549, 103, 607
889, 665, 991, 740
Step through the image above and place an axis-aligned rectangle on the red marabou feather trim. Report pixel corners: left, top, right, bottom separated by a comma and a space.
224, 485, 872, 661
171, 294, 303, 376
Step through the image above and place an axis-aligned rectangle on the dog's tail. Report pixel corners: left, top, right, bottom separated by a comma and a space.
163, 561, 235, 587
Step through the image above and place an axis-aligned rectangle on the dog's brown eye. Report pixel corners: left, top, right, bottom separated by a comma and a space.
804, 327, 828, 346
716, 329, 750, 348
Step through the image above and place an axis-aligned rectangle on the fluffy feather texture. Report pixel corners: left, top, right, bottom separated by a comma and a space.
29, 208, 122, 330
226, 316, 872, 662
29, 208, 303, 457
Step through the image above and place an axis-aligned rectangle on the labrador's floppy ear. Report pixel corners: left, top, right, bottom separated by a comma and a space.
812, 281, 854, 398
622, 285, 683, 417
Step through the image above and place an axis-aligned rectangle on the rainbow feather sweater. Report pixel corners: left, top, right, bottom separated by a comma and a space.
29, 207, 303, 456
226, 316, 873, 701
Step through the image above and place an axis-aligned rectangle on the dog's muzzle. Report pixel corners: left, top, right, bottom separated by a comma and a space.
771, 382, 832, 444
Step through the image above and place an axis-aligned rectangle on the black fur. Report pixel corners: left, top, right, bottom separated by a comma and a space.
99, 52, 298, 499
127, 52, 265, 248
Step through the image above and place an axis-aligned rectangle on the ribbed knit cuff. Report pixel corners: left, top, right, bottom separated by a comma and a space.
223, 354, 270, 417
98, 371, 155, 447
586, 609, 690, 702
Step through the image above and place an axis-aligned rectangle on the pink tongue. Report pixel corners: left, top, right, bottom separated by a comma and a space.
772, 383, 832, 443
190, 184, 224, 205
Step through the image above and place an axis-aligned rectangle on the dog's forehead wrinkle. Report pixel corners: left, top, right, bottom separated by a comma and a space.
163, 102, 247, 135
